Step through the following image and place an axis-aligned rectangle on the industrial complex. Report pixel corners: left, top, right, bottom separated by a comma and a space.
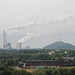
2, 30, 22, 49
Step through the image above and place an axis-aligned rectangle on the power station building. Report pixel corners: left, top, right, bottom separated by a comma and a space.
3, 30, 12, 49
7, 42, 11, 49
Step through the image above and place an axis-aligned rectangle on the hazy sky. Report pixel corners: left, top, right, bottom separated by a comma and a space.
0, 0, 75, 48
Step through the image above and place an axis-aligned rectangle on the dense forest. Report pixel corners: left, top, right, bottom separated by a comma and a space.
0, 49, 75, 75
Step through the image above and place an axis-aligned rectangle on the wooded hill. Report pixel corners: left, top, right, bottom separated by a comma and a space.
43, 41, 75, 50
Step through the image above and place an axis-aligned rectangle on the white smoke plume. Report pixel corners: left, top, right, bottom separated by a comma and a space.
4, 15, 73, 35
42, 15, 72, 24
18, 32, 35, 43
5, 20, 35, 30
32, 15, 72, 25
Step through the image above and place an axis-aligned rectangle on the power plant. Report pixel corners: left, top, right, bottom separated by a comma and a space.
3, 30, 12, 49
1, 30, 30, 50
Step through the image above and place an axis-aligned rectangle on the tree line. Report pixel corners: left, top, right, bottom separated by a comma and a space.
0, 49, 75, 66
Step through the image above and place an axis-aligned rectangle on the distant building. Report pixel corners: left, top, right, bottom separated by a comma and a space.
7, 43, 11, 49
26, 46, 30, 49
49, 51, 54, 55
56, 49, 59, 51
62, 57, 74, 60
3, 30, 7, 49
64, 51, 68, 54
18, 60, 71, 68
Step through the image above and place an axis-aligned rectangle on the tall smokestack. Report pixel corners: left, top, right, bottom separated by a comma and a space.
3, 30, 7, 49
17, 32, 35, 49
17, 42, 22, 50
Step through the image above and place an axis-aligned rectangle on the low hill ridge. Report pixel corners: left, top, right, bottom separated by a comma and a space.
43, 41, 75, 50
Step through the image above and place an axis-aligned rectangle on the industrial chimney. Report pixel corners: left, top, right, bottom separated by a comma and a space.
17, 42, 22, 50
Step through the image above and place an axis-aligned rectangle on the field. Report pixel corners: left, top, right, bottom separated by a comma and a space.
24, 69, 38, 73
60, 66, 75, 69
19, 66, 75, 73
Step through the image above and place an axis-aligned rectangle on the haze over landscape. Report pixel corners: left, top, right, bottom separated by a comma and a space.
0, 1, 75, 75
0, 0, 75, 48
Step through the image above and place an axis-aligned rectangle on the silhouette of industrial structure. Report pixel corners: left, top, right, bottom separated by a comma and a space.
3, 30, 7, 49
3, 30, 11, 49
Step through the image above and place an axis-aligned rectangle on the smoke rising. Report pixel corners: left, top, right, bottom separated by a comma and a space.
18, 32, 35, 43
4, 15, 72, 32
5, 20, 35, 30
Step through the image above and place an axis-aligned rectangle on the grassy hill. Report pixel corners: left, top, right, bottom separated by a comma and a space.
43, 41, 75, 50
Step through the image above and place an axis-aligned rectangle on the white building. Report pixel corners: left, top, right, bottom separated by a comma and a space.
49, 51, 54, 55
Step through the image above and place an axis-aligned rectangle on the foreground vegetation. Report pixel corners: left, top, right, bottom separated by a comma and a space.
0, 66, 75, 75
32, 67, 75, 75
0, 49, 75, 75
0, 66, 31, 75
0, 49, 75, 66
